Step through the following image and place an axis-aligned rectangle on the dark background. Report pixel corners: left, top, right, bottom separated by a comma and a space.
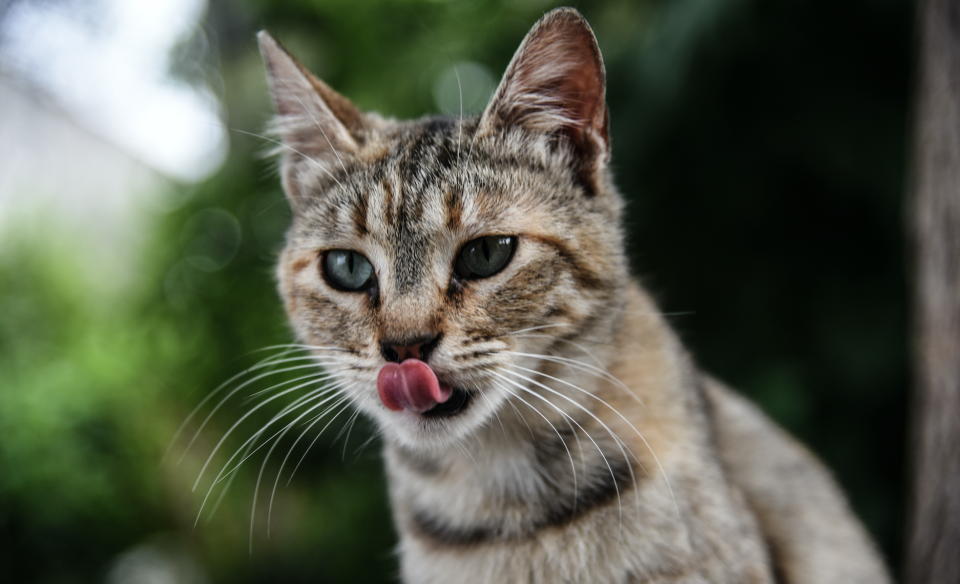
0, 0, 912, 582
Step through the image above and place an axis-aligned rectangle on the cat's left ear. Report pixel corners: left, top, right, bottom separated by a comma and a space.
258, 31, 364, 166
478, 8, 609, 162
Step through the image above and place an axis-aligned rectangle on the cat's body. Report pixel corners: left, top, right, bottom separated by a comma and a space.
257, 8, 892, 583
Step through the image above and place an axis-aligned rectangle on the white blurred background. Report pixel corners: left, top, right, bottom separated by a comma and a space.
0, 0, 226, 284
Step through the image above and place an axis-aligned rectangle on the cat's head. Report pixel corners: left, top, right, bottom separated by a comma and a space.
261, 8, 628, 452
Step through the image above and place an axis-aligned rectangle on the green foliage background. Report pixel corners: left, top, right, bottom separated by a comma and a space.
0, 0, 911, 582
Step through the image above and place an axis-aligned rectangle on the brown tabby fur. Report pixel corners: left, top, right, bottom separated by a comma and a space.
258, 8, 892, 583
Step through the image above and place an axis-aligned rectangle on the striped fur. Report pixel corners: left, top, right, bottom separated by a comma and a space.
259, 9, 892, 583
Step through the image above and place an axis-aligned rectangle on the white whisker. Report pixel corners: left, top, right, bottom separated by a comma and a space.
204, 440, 254, 524
192, 374, 337, 492
497, 368, 643, 510
268, 395, 355, 536
338, 407, 364, 461
213, 382, 341, 487
505, 358, 679, 519
504, 350, 647, 412
274, 76, 349, 175
455, 64, 463, 165
489, 379, 579, 514
164, 349, 336, 464
494, 368, 645, 535
502, 323, 572, 337
285, 396, 356, 485
196, 382, 346, 528
194, 121, 346, 190
477, 390, 507, 438
351, 433, 379, 460
242, 370, 331, 402
179, 361, 335, 465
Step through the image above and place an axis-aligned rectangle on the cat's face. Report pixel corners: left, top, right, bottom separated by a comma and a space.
263, 9, 625, 451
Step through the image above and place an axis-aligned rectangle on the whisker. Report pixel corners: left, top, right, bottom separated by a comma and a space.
263, 343, 356, 355
454, 438, 479, 467
274, 76, 349, 175
252, 390, 347, 546
499, 369, 644, 498
591, 299, 695, 319
552, 338, 606, 369
251, 387, 354, 549
213, 382, 342, 487
165, 349, 334, 464
502, 323, 572, 337
559, 412, 587, 482
194, 121, 346, 190
179, 361, 335, 465
477, 390, 507, 438
491, 373, 626, 541
286, 395, 357, 485
351, 432, 379, 460
338, 407, 364, 461
496, 368, 648, 522
204, 440, 255, 524
454, 63, 463, 165
251, 420, 292, 551
268, 395, 355, 536
195, 382, 346, 528
488, 379, 578, 513
192, 374, 337, 492
242, 369, 333, 401
509, 363, 678, 518
504, 391, 536, 442
503, 350, 647, 412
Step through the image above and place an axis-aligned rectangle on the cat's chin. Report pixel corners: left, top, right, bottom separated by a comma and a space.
372, 387, 501, 451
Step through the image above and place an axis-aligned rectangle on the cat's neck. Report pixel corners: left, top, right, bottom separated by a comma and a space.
384, 281, 697, 539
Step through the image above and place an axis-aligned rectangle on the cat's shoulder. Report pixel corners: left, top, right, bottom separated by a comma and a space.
704, 378, 892, 584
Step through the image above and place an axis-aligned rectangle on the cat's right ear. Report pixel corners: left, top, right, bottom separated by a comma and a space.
258, 31, 362, 172
477, 8, 609, 163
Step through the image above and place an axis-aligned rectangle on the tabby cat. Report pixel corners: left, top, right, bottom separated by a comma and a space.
255, 8, 891, 583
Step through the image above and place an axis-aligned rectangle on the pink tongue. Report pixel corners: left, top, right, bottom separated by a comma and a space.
377, 359, 452, 413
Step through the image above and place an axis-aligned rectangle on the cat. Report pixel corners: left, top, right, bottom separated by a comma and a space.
255, 7, 892, 583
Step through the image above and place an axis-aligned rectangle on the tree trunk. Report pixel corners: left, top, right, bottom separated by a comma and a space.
907, 0, 960, 583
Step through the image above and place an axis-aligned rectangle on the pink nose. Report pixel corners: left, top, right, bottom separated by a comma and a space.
377, 359, 452, 413
380, 333, 439, 364
391, 343, 425, 362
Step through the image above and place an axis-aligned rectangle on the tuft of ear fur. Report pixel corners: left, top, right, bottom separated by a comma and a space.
478, 8, 609, 161
258, 31, 363, 169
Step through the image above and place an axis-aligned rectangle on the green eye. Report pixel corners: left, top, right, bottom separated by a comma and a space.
324, 250, 374, 291
456, 235, 517, 279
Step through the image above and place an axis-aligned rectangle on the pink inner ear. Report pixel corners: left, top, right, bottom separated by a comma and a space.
481, 9, 608, 151
377, 360, 452, 414
519, 30, 604, 129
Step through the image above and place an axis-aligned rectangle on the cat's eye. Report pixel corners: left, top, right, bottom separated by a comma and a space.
323, 250, 374, 291
455, 235, 517, 279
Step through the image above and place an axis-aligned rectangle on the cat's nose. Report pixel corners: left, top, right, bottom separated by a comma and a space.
380, 333, 440, 363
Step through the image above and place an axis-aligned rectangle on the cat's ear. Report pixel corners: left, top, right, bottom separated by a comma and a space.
258, 31, 362, 165
478, 8, 609, 161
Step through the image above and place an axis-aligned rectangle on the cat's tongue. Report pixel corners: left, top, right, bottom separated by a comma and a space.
377, 359, 453, 413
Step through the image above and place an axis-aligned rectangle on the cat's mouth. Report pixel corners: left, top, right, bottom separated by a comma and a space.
376, 359, 471, 418
421, 387, 471, 418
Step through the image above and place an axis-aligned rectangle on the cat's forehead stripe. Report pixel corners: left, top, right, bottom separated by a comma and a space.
444, 186, 462, 230
381, 178, 395, 228
351, 188, 369, 236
